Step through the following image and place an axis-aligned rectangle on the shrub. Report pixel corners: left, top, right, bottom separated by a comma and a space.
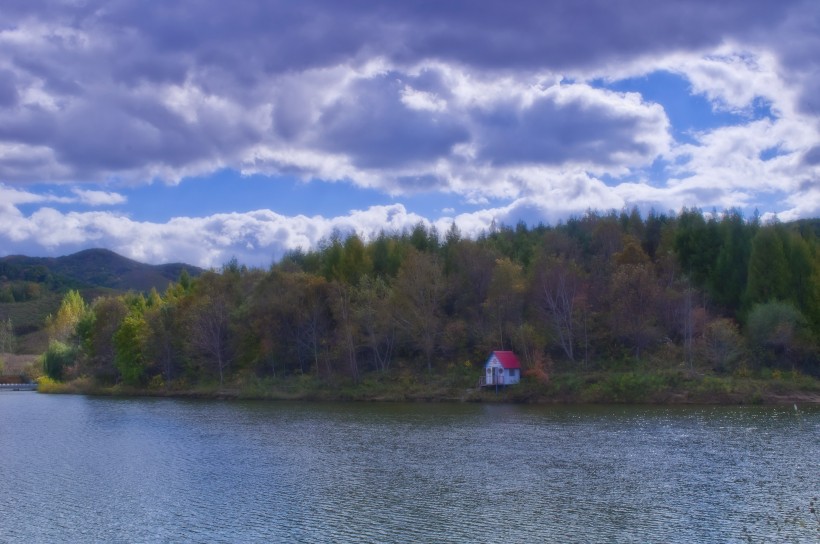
36, 375, 60, 392
41, 340, 75, 381
699, 318, 745, 372
747, 302, 804, 351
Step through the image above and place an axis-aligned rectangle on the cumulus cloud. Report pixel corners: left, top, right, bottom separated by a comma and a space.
312, 72, 470, 169
472, 83, 669, 167
1, 0, 819, 262
1, 0, 814, 186
72, 188, 127, 206
0, 201, 438, 267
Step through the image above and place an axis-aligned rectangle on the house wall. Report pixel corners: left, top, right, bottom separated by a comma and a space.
483, 358, 520, 385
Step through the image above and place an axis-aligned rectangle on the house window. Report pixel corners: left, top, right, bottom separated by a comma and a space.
508, 369, 515, 377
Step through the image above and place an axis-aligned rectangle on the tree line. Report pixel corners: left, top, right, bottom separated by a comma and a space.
41, 208, 819, 387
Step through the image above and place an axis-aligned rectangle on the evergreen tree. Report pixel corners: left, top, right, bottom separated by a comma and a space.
674, 209, 720, 287
114, 311, 149, 386
710, 210, 751, 312
786, 231, 815, 317
745, 226, 790, 307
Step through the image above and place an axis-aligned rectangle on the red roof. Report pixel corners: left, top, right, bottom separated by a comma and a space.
490, 351, 521, 369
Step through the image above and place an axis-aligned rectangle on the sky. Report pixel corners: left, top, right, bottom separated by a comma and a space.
1, 0, 819, 268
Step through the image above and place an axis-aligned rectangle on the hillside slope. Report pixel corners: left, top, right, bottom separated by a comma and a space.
0, 249, 203, 353
0, 248, 203, 292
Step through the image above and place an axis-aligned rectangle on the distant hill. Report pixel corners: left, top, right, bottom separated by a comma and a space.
0, 248, 203, 293
792, 218, 820, 238
0, 249, 204, 353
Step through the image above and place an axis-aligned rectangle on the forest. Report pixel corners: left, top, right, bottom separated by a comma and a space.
38, 208, 820, 398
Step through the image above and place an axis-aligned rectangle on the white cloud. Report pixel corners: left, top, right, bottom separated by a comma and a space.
72, 188, 127, 206
0, 202, 436, 267
400, 86, 447, 113
0, 184, 53, 206
666, 47, 786, 114
1, 0, 819, 264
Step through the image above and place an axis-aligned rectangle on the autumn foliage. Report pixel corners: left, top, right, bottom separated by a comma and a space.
47, 209, 820, 387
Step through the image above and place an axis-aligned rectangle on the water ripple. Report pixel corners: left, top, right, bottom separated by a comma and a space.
1, 395, 817, 543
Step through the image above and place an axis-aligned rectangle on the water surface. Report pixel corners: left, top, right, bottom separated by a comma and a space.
1, 393, 817, 542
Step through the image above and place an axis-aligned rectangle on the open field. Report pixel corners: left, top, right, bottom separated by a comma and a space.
1, 353, 39, 376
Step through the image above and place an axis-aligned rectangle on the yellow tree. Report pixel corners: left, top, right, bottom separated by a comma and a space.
394, 248, 445, 372
609, 236, 659, 360
45, 290, 88, 344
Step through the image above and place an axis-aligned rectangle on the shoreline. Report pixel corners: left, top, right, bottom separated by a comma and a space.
35, 373, 820, 406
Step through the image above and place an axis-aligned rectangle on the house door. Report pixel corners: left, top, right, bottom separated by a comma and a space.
486, 367, 493, 385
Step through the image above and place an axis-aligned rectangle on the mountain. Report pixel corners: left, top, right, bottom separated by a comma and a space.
0, 248, 203, 293
0, 249, 205, 353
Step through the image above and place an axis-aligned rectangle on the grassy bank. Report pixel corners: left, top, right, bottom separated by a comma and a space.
37, 368, 820, 405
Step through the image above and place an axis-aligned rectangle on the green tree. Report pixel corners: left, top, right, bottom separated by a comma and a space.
408, 222, 439, 253
0, 318, 15, 354
0, 286, 13, 303
114, 311, 149, 386
710, 210, 752, 312
41, 340, 74, 381
320, 231, 345, 281
339, 234, 372, 285
179, 269, 192, 292
785, 231, 817, 324
746, 226, 790, 307
746, 301, 809, 367
641, 209, 669, 259
81, 297, 129, 382
674, 209, 720, 287
370, 231, 403, 278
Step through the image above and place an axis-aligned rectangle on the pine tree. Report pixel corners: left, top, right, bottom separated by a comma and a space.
745, 226, 790, 307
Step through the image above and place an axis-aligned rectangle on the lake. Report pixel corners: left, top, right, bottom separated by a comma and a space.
1, 393, 817, 543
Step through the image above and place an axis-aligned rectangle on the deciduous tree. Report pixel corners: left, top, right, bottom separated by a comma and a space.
484, 258, 525, 350
187, 284, 232, 387
45, 290, 88, 344
535, 256, 583, 362
394, 248, 444, 372
609, 238, 659, 360
353, 275, 396, 372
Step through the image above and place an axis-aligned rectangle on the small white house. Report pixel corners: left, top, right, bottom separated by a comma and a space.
480, 351, 521, 387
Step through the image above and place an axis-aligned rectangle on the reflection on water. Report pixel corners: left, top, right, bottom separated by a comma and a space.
1, 394, 818, 543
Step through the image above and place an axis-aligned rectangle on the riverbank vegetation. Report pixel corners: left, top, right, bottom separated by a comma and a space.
27, 208, 820, 403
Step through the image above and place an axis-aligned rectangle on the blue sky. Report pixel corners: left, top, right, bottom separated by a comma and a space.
1, 0, 819, 267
